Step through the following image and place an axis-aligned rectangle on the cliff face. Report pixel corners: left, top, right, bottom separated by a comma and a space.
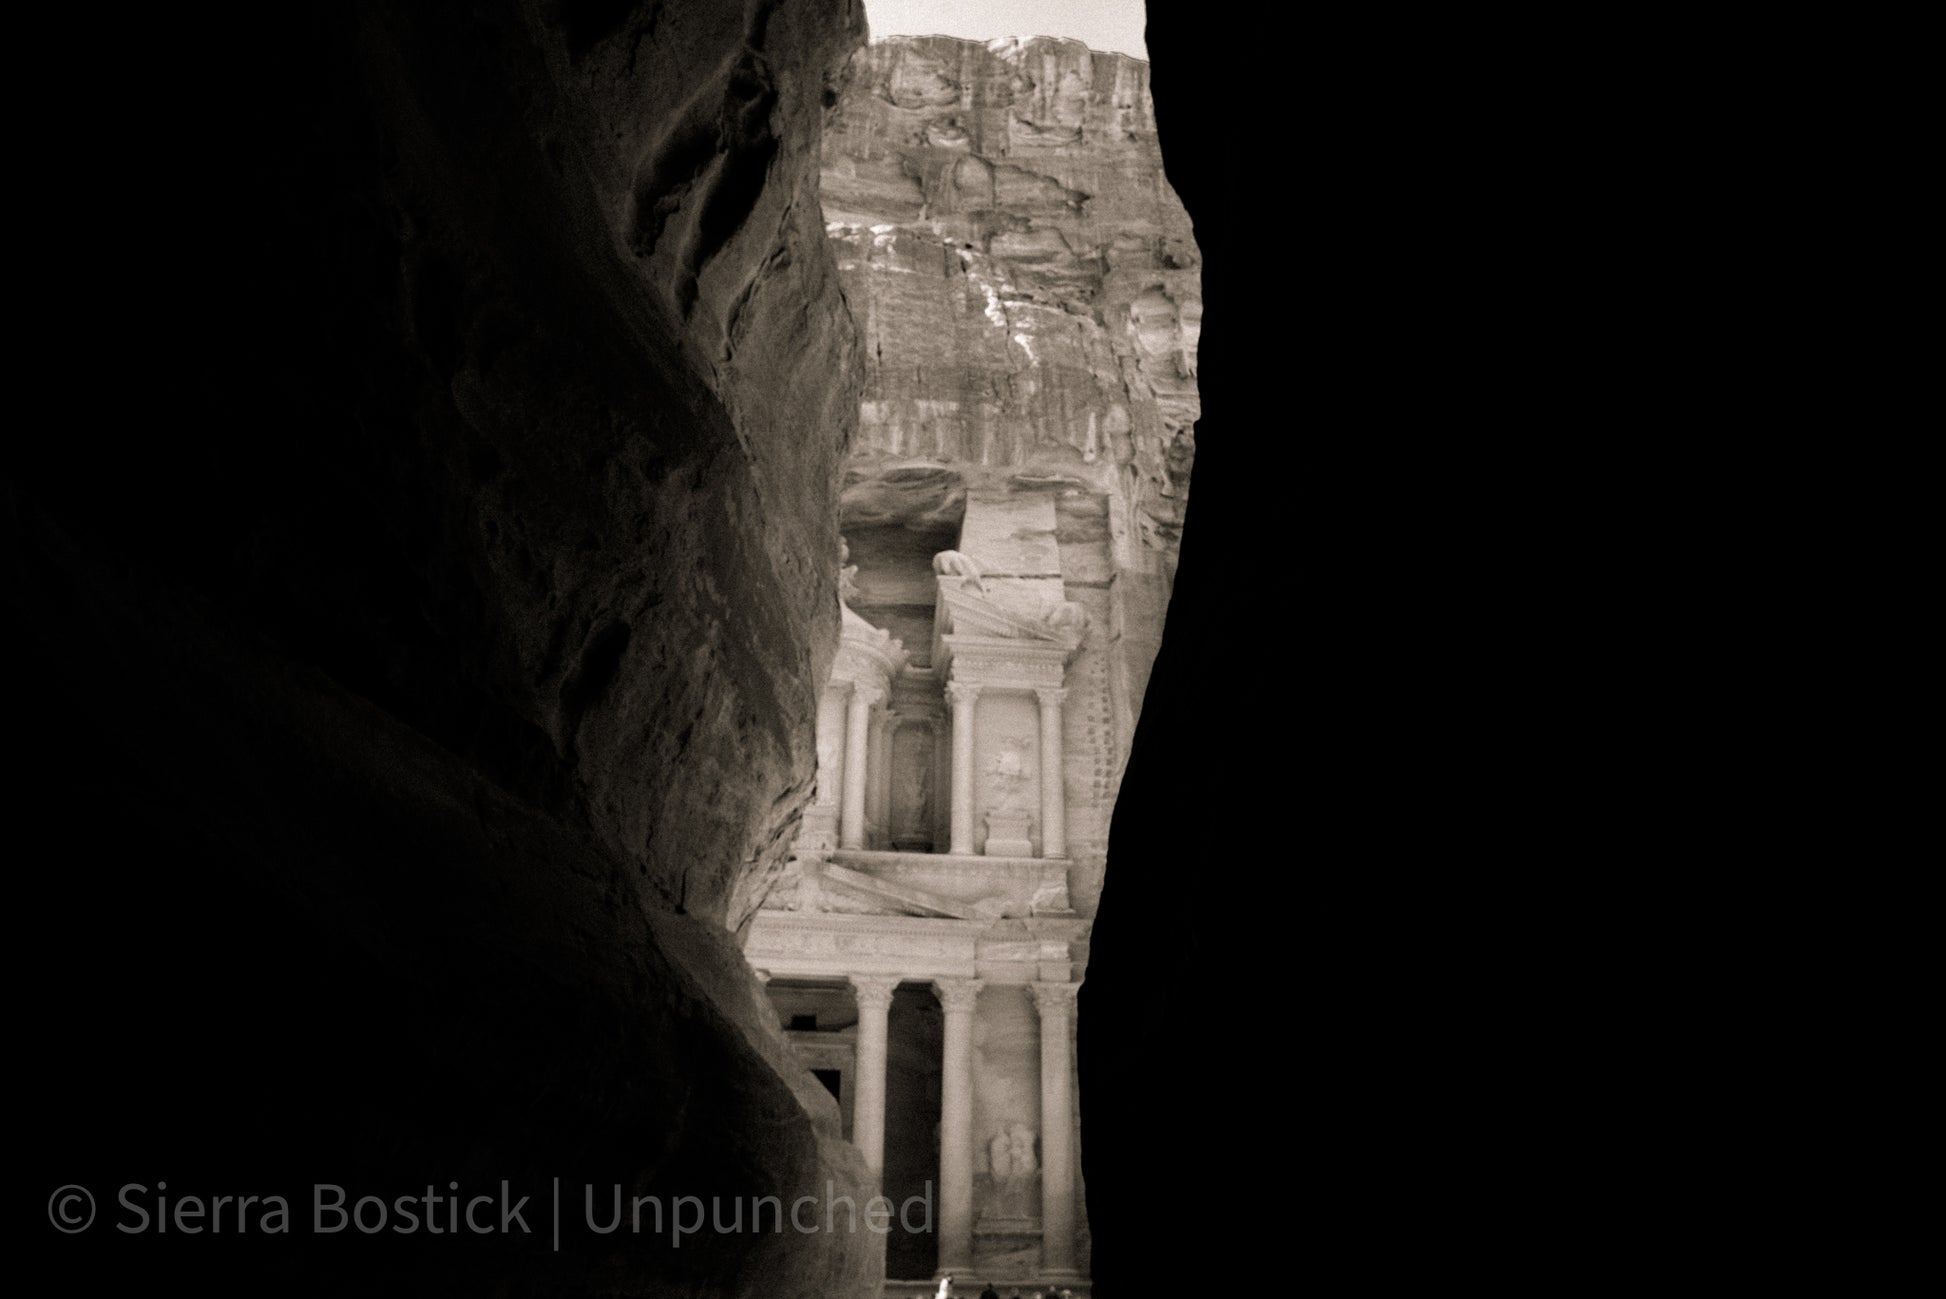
824, 36, 1198, 569
819, 35, 1200, 917
14, 2, 879, 1295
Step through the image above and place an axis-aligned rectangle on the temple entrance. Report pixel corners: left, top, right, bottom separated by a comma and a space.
759, 474, 1101, 1293
885, 982, 944, 1280
761, 978, 945, 1280
770, 981, 859, 1142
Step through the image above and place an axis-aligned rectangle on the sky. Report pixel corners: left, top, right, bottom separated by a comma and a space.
864, 0, 1149, 60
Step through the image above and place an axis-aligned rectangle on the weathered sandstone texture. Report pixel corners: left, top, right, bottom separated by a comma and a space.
12, 1, 879, 1295
821, 34, 1200, 918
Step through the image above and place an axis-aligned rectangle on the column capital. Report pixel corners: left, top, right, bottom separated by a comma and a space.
848, 974, 901, 1011
1035, 687, 1069, 708
943, 680, 981, 709
931, 976, 985, 1012
751, 968, 772, 985
847, 679, 886, 708
1030, 981, 1081, 1016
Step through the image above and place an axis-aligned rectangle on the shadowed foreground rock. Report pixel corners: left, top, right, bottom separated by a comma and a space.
13, 0, 883, 1295
1079, 3, 1265, 1295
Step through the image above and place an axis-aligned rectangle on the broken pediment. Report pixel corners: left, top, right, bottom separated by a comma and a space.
767, 851, 1070, 920
935, 576, 1080, 643
931, 573, 1088, 677
818, 862, 1011, 920
836, 601, 909, 683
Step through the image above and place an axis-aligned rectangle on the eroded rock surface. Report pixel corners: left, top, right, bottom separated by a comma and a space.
13, 1, 879, 1295
823, 35, 1198, 567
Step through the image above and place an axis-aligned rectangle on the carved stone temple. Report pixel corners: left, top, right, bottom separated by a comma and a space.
745, 35, 1199, 1296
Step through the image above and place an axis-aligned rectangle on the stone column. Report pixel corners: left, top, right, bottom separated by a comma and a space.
945, 682, 980, 855
1036, 687, 1068, 859
848, 975, 899, 1184
871, 709, 898, 848
933, 977, 983, 1274
1032, 981, 1081, 1279
862, 708, 882, 840
839, 682, 879, 850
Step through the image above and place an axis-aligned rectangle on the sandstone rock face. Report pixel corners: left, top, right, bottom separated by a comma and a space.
13, 2, 880, 1295
821, 35, 1200, 915
824, 37, 1198, 557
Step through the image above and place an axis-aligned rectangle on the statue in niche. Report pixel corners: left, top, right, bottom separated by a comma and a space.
932, 549, 986, 592
984, 1122, 1039, 1218
984, 736, 1032, 810
988, 1130, 1014, 1182
1008, 1123, 1038, 1180
895, 742, 933, 834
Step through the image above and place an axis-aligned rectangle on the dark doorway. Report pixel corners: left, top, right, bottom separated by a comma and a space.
884, 983, 944, 1280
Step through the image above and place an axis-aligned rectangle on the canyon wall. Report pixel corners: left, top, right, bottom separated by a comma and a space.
14, 1, 882, 1295
821, 34, 1201, 917
1076, 4, 1263, 1295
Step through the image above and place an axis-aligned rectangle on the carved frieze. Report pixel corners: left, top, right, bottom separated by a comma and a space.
746, 913, 984, 979
941, 633, 1071, 692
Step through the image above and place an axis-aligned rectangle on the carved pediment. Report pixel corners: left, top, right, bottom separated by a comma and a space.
935, 578, 1072, 641
932, 577, 1087, 674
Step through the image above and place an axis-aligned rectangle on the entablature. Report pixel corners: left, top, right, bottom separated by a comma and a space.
940, 634, 1072, 691
745, 911, 1088, 983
